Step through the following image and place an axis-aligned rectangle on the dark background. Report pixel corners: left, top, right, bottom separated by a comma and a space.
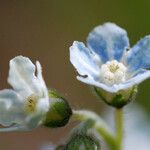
0, 0, 150, 149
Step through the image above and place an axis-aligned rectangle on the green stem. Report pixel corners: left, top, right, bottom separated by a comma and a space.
115, 108, 123, 150
72, 110, 117, 150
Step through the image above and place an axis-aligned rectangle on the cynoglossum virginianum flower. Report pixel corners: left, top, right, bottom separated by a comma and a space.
70, 22, 150, 107
0, 56, 50, 131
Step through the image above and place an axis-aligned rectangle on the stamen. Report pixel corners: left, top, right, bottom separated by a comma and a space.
25, 95, 38, 113
100, 60, 127, 85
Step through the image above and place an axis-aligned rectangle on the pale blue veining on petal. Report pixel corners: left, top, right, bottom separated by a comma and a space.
87, 33, 109, 62
127, 36, 150, 72
70, 41, 100, 78
87, 22, 129, 62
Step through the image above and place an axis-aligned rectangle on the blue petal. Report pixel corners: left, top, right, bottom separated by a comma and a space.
127, 36, 150, 72
70, 41, 100, 78
77, 69, 150, 93
87, 22, 129, 62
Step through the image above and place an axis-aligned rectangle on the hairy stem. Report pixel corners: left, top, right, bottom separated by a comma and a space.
72, 110, 117, 150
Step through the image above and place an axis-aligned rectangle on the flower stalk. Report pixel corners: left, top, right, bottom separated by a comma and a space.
115, 108, 124, 150
72, 109, 124, 150
72, 110, 117, 150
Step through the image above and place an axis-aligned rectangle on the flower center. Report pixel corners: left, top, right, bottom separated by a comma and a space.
100, 60, 127, 85
25, 95, 38, 114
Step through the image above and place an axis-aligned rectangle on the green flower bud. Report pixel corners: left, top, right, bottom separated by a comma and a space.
65, 134, 100, 150
93, 86, 137, 108
44, 90, 72, 128
59, 120, 100, 150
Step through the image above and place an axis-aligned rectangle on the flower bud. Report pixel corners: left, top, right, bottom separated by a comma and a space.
64, 134, 100, 150
44, 90, 72, 128
93, 86, 137, 108
59, 120, 100, 150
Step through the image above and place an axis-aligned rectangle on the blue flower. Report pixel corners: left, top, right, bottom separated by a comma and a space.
70, 22, 150, 93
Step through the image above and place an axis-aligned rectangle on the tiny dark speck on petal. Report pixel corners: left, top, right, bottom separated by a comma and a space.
126, 47, 130, 51
77, 72, 88, 78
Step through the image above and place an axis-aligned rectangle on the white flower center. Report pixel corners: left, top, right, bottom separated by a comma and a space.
100, 60, 127, 85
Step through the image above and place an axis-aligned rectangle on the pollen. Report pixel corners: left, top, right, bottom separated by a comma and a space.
25, 95, 38, 113
100, 60, 127, 85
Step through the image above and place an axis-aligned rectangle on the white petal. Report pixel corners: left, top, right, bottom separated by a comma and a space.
36, 61, 49, 99
120, 69, 150, 89
77, 76, 118, 93
25, 99, 49, 130
0, 89, 25, 126
77, 69, 150, 93
8, 56, 42, 98
23, 97, 49, 130
0, 125, 29, 132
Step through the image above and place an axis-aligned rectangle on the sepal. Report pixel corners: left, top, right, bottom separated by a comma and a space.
93, 86, 137, 108
43, 90, 72, 128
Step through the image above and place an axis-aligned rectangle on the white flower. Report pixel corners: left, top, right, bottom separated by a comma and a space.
0, 56, 50, 131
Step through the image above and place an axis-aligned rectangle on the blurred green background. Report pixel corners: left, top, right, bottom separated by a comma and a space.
0, 0, 150, 149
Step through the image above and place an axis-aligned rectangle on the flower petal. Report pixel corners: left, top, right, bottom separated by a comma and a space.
70, 41, 100, 78
0, 125, 29, 132
0, 90, 49, 130
0, 89, 25, 126
25, 97, 49, 130
77, 76, 119, 93
120, 69, 150, 89
77, 69, 150, 93
8, 56, 42, 98
87, 22, 129, 62
126, 36, 150, 72
36, 61, 49, 99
